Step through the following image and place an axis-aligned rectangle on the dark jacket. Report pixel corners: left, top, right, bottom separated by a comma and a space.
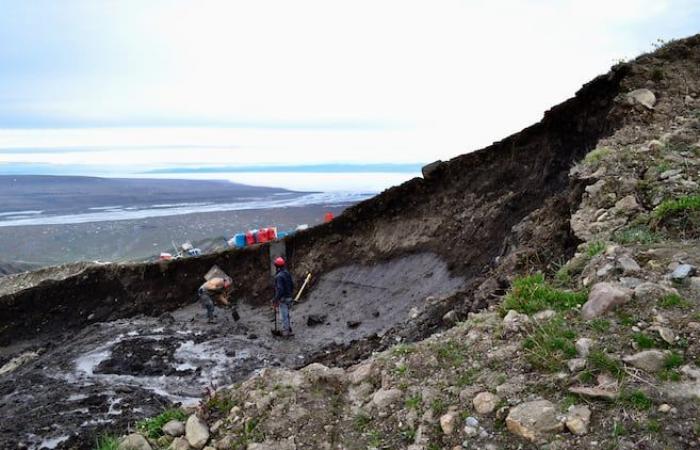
274, 268, 294, 301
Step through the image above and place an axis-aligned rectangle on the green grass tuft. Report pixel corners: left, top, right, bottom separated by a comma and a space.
502, 274, 587, 315
523, 317, 577, 372
658, 294, 692, 310
584, 147, 612, 165
588, 350, 624, 379
94, 435, 120, 450
612, 225, 661, 245
632, 333, 656, 349
664, 352, 684, 370
136, 408, 188, 439
405, 393, 422, 410
620, 389, 653, 410
655, 195, 700, 219
589, 319, 611, 333
586, 241, 606, 257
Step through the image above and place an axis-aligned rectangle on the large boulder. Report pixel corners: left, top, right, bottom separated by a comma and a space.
118, 434, 152, 450
625, 88, 656, 109
581, 283, 632, 319
185, 415, 210, 450
422, 160, 444, 179
623, 350, 670, 373
505, 400, 563, 443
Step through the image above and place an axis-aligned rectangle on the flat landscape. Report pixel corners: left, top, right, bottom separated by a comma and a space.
0, 175, 354, 269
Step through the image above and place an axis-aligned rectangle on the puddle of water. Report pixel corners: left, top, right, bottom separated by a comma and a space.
39, 435, 70, 449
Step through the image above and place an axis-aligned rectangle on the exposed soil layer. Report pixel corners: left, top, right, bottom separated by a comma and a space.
0, 253, 464, 448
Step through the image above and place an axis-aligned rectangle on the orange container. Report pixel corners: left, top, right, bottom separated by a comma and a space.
324, 212, 334, 223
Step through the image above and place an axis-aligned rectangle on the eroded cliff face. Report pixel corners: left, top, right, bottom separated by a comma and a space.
2, 32, 699, 450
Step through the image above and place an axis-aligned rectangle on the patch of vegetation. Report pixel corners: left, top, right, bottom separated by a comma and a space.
654, 195, 700, 220
632, 332, 656, 349
554, 265, 573, 288
502, 274, 587, 315
658, 293, 692, 310
455, 367, 479, 387
93, 435, 119, 450
434, 341, 465, 366
405, 394, 422, 410
523, 317, 577, 372
367, 430, 383, 447
620, 389, 653, 410
617, 312, 636, 327
589, 319, 611, 333
392, 344, 414, 357
646, 419, 661, 433
586, 241, 607, 257
431, 398, 447, 415
353, 413, 372, 432
235, 417, 265, 446
206, 391, 237, 415
400, 427, 417, 442
584, 147, 612, 165
392, 364, 409, 376
136, 408, 187, 439
664, 352, 684, 370
588, 350, 624, 379
651, 67, 665, 82
612, 225, 661, 245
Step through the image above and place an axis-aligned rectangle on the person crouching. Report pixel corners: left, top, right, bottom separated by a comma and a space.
198, 277, 236, 323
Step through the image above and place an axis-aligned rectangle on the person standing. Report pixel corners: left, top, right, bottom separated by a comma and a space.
273, 257, 295, 336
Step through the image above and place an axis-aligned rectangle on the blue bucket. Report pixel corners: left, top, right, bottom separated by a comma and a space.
234, 233, 247, 247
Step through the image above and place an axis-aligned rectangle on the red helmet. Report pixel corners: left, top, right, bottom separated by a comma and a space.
274, 257, 286, 267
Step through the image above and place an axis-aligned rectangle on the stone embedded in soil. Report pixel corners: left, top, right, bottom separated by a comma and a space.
168, 437, 190, 450
575, 338, 594, 358
565, 405, 591, 435
440, 411, 458, 435
671, 264, 697, 280
118, 433, 152, 450
567, 358, 587, 372
185, 415, 210, 450
634, 282, 673, 302
473, 392, 500, 415
617, 255, 641, 274
503, 309, 529, 332
306, 314, 327, 326
623, 350, 670, 373
372, 388, 403, 409
346, 320, 361, 329
581, 282, 632, 319
568, 386, 619, 400
505, 400, 564, 443
625, 88, 657, 109
533, 310, 556, 322
163, 420, 185, 437
348, 361, 374, 385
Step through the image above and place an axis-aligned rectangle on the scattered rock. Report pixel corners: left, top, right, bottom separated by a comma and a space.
118, 434, 152, 450
185, 415, 210, 450
422, 160, 443, 179
575, 338, 594, 358
568, 386, 619, 400
619, 277, 642, 289
472, 392, 499, 415
625, 88, 656, 109
505, 400, 563, 443
623, 350, 670, 373
371, 388, 403, 409
168, 437, 191, 450
658, 404, 672, 413
463, 425, 479, 437
163, 420, 185, 437
656, 327, 676, 345
567, 358, 587, 372
503, 310, 529, 332
614, 195, 641, 214
634, 282, 672, 302
581, 283, 632, 319
565, 405, 591, 435
671, 264, 697, 281
442, 310, 458, 324
464, 416, 479, 428
680, 364, 700, 380
533, 310, 556, 322
348, 362, 374, 385
306, 314, 327, 327
440, 411, 458, 435
617, 256, 641, 274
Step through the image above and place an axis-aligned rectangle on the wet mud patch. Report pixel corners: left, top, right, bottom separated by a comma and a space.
94, 337, 196, 377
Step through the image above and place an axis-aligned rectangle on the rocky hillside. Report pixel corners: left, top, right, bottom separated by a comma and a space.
104, 36, 700, 450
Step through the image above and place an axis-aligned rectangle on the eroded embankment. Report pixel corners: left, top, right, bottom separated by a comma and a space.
1, 34, 675, 449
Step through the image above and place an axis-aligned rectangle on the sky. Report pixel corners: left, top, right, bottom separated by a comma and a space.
0, 0, 699, 176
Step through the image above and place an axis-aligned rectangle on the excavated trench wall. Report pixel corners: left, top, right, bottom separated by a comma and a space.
0, 65, 631, 348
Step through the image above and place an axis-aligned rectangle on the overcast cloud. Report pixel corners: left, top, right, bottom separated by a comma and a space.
0, 0, 698, 170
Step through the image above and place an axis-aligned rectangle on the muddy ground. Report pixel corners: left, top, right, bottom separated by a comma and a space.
0, 253, 465, 449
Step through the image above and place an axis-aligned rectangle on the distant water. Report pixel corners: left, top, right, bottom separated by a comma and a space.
0, 171, 417, 227
133, 171, 418, 192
